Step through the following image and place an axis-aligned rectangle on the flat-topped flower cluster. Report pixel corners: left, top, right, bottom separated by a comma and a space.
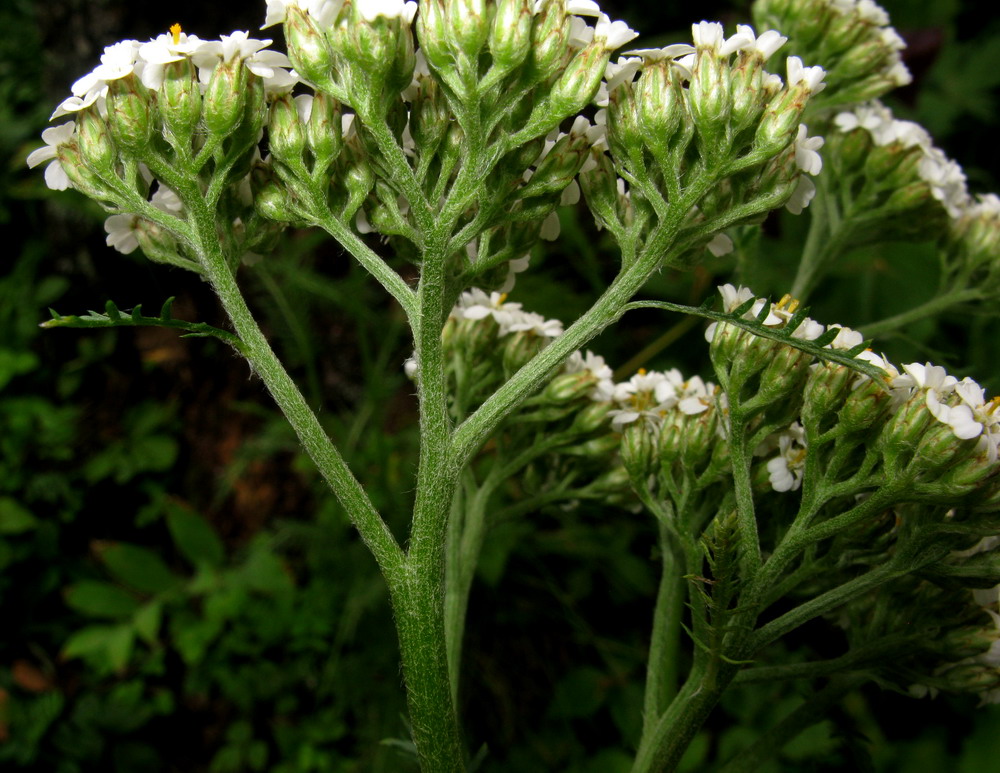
436, 283, 1000, 497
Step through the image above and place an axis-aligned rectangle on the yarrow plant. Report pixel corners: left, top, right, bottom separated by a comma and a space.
27, 0, 1000, 770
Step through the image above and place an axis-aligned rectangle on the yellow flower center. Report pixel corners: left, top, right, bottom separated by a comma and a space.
170, 23, 183, 45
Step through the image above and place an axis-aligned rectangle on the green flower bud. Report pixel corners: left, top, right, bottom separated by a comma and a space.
802, 362, 854, 426
606, 81, 642, 166
688, 51, 731, 149
134, 218, 184, 264
939, 662, 1000, 694
539, 372, 593, 406
637, 62, 683, 160
520, 131, 590, 200
757, 344, 812, 402
57, 141, 115, 199
502, 331, 546, 375
307, 91, 344, 172
620, 422, 656, 483
269, 94, 307, 164
106, 75, 153, 151
549, 43, 611, 119
253, 167, 298, 223
284, 6, 336, 87
160, 57, 201, 140
528, 0, 570, 82
416, 0, 453, 72
445, 0, 489, 62
578, 150, 622, 232
76, 108, 116, 178
489, 0, 533, 75
837, 376, 893, 434
571, 401, 613, 435
204, 58, 249, 136
339, 147, 375, 220
410, 76, 450, 154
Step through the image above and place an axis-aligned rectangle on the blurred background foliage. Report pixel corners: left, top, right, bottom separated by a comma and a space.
3, 0, 1000, 770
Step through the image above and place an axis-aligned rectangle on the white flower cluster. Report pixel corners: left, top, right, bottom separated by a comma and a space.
264, 0, 417, 29
891, 363, 1000, 463
598, 368, 722, 432
595, 22, 826, 222
826, 0, 911, 87
451, 288, 565, 339
834, 101, 971, 218
27, 27, 296, 192
704, 284, 1000, 491
53, 29, 295, 120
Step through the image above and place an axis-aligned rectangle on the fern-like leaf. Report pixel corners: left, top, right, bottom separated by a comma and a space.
624, 298, 885, 383
41, 298, 245, 352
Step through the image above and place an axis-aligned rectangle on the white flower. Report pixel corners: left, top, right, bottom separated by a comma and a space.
192, 31, 297, 91
499, 255, 531, 294
594, 13, 639, 51
564, 350, 614, 384
608, 369, 679, 429
138, 29, 209, 90
738, 25, 786, 60
104, 214, 141, 254
70, 40, 144, 102
691, 21, 724, 51
767, 423, 807, 492
356, 0, 418, 23
262, 0, 343, 28
786, 55, 826, 94
540, 211, 561, 240
707, 233, 733, 257
504, 310, 563, 338
826, 324, 864, 351
622, 44, 696, 62
793, 124, 824, 176
565, 0, 602, 16
785, 175, 816, 215
26, 122, 77, 191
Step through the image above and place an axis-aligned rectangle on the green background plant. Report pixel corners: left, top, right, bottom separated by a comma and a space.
5, 0, 1000, 770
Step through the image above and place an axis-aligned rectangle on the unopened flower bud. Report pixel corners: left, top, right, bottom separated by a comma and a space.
549, 43, 611, 118
204, 58, 249, 136
637, 62, 683, 159
106, 75, 153, 151
544, 372, 596, 404
503, 331, 546, 374
606, 82, 642, 164
416, 0, 452, 71
688, 51, 732, 148
528, 0, 570, 81
269, 94, 306, 164
620, 422, 656, 481
160, 57, 201, 139
445, 0, 489, 62
307, 91, 343, 171
802, 362, 854, 425
489, 0, 533, 74
284, 6, 336, 86
57, 142, 115, 198
76, 108, 116, 177
571, 401, 613, 434
410, 76, 450, 152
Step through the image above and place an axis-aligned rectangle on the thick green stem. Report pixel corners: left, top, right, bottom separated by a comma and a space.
186, 199, 404, 580
641, 522, 686, 736
632, 664, 738, 773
